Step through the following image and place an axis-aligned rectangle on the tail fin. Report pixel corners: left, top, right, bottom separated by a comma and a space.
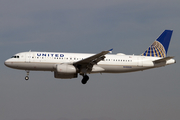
142, 30, 173, 57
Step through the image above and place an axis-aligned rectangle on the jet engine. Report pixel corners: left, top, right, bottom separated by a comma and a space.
56, 64, 76, 73
54, 64, 77, 79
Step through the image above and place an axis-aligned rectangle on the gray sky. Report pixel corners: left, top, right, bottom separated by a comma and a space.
0, 0, 180, 120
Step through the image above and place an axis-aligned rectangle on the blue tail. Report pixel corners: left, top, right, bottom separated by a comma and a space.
142, 30, 173, 57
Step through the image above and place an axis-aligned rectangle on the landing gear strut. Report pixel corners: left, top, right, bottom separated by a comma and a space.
81, 75, 89, 84
25, 70, 29, 80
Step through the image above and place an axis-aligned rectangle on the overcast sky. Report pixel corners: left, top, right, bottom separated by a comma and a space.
0, 0, 180, 120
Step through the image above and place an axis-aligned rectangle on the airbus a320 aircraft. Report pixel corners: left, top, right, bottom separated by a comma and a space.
4, 30, 176, 84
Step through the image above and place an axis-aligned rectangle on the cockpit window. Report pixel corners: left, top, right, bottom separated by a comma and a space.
11, 56, 19, 58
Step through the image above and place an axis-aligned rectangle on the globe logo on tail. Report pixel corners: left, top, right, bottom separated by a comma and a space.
142, 41, 166, 57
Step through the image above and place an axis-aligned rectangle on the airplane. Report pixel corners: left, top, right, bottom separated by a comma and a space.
4, 30, 176, 84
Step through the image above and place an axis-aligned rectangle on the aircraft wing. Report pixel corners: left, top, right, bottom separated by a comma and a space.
73, 49, 113, 73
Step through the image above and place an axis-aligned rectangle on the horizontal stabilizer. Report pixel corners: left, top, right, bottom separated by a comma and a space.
153, 56, 174, 64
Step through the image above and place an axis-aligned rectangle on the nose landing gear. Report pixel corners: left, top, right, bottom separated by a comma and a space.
25, 76, 29, 80
25, 70, 29, 80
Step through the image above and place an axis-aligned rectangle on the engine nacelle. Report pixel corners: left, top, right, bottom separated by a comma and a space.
56, 64, 77, 73
54, 72, 78, 79
54, 64, 77, 79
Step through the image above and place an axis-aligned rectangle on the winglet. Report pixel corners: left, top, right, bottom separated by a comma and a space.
108, 48, 113, 53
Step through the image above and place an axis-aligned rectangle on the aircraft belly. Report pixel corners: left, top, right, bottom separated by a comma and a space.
99, 65, 151, 73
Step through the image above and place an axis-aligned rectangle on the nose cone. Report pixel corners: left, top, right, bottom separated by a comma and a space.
4, 59, 11, 67
4, 60, 8, 66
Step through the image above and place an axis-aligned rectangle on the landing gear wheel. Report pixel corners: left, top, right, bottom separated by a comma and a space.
25, 70, 30, 81
25, 76, 29, 80
81, 75, 89, 84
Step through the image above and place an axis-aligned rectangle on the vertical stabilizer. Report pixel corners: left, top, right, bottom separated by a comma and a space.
142, 30, 173, 57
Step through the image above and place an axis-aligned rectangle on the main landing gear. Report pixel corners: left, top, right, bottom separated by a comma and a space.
81, 75, 89, 84
25, 70, 29, 80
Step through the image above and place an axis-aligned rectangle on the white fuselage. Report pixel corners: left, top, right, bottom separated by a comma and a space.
4, 51, 175, 73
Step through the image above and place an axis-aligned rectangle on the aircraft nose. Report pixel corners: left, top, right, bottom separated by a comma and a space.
4, 60, 8, 66
4, 59, 10, 67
